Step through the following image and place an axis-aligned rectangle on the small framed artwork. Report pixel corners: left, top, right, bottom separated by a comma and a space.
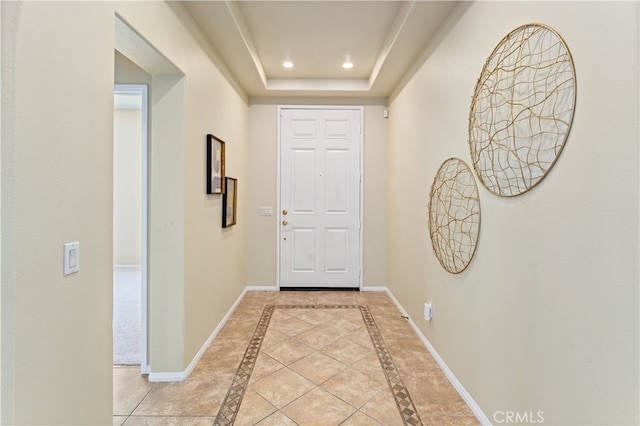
222, 177, 237, 228
206, 134, 226, 194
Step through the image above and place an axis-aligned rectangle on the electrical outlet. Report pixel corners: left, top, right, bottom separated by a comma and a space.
424, 302, 432, 321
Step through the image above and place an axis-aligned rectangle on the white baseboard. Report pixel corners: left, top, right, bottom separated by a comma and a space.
146, 370, 187, 382
246, 285, 279, 291
361, 286, 388, 292
385, 290, 491, 426
148, 288, 248, 382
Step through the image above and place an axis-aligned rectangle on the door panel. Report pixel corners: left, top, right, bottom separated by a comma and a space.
324, 228, 349, 272
280, 108, 362, 288
292, 149, 316, 212
325, 149, 349, 213
291, 228, 315, 272
325, 118, 350, 138
292, 118, 317, 138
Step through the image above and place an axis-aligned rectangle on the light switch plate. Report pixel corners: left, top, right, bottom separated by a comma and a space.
259, 206, 273, 216
63, 242, 80, 275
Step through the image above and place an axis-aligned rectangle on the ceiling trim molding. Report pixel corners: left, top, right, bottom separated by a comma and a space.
224, 0, 417, 95
225, 1, 268, 88
267, 78, 370, 92
368, 0, 415, 88
182, 1, 461, 98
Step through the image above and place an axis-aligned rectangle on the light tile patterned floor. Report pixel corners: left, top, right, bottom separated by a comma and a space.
114, 291, 478, 426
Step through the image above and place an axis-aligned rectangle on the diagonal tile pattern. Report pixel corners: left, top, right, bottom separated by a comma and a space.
216, 303, 422, 425
114, 291, 478, 426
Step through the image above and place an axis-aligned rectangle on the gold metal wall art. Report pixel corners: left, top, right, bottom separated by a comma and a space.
428, 158, 481, 274
468, 23, 576, 197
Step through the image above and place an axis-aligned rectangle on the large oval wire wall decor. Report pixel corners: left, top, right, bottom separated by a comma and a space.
428, 158, 481, 274
469, 23, 576, 197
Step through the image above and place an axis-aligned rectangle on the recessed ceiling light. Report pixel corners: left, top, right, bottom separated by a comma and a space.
342, 62, 354, 69
283, 61, 294, 68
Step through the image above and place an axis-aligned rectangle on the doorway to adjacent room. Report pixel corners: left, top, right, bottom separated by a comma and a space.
113, 85, 148, 371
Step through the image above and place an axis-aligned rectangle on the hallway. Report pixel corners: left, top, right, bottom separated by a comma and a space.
113, 291, 477, 425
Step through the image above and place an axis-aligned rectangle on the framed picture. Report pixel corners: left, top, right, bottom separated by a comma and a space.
222, 177, 237, 228
206, 134, 225, 194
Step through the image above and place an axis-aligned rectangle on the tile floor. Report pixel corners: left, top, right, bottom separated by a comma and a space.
114, 291, 478, 426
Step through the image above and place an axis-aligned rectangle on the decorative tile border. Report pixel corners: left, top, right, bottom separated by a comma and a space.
214, 304, 423, 426
214, 305, 275, 426
359, 305, 423, 426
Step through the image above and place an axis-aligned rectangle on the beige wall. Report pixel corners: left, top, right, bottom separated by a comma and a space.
1, 1, 248, 424
115, 50, 152, 86
247, 100, 388, 289
387, 2, 639, 425
2, 2, 115, 423
113, 108, 142, 266
247, 104, 278, 286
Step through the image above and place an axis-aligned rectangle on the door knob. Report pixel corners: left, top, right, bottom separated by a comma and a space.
282, 210, 288, 215
282, 220, 288, 226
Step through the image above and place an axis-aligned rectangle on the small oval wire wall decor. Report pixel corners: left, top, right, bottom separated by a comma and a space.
468, 23, 576, 197
428, 158, 481, 274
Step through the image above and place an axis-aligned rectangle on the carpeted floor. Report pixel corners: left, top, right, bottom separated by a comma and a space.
113, 267, 141, 365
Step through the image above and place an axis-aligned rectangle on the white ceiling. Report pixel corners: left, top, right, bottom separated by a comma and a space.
182, 1, 463, 98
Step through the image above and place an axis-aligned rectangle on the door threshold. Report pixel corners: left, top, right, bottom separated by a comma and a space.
279, 287, 360, 292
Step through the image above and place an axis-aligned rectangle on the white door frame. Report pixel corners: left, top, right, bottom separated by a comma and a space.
114, 84, 149, 374
276, 105, 364, 290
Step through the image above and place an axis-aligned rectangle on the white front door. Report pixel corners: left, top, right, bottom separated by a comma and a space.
279, 107, 362, 289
